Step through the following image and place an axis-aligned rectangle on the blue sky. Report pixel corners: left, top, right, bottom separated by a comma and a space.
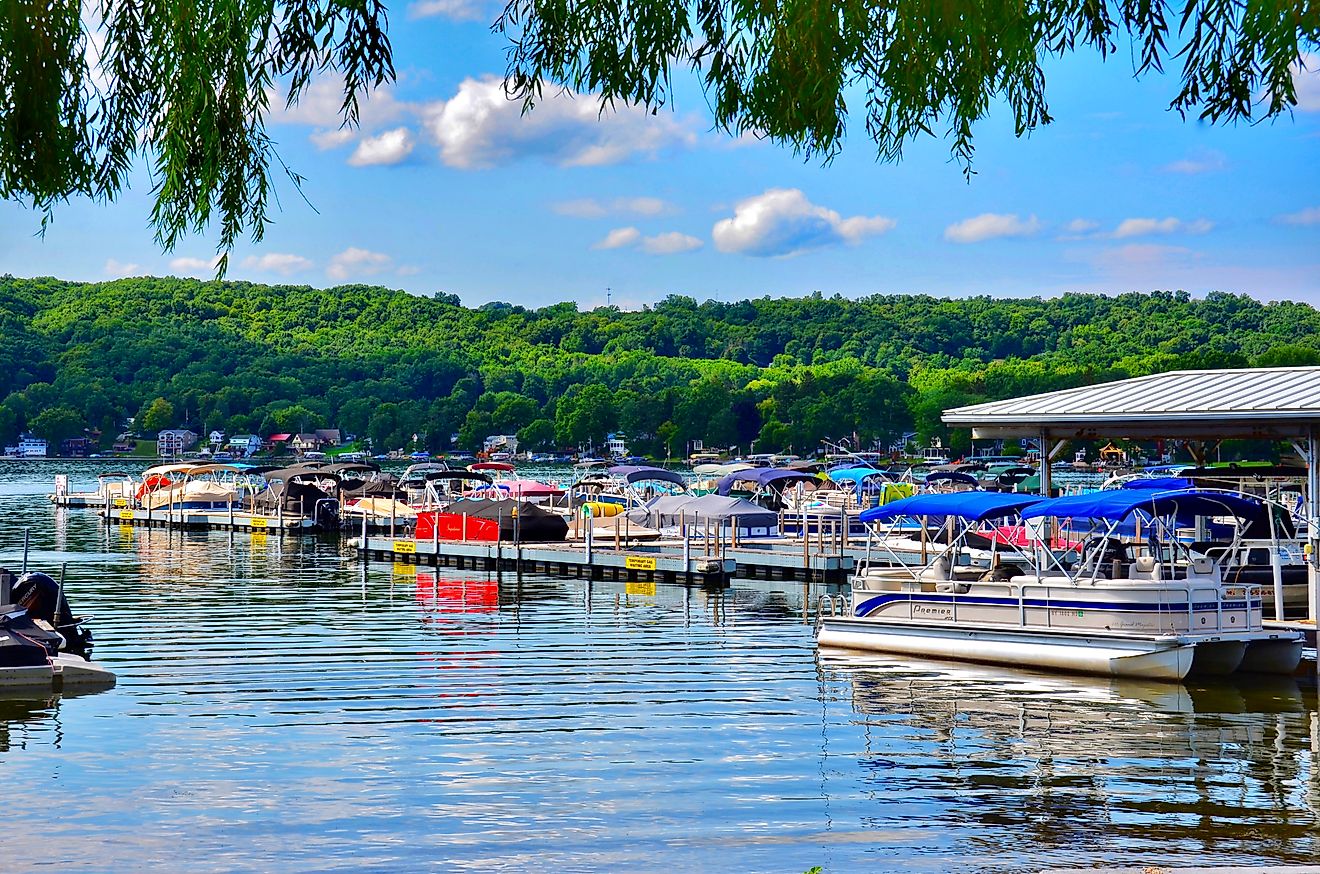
2, 9, 1318, 308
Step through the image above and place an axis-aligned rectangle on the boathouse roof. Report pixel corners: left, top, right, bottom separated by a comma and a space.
942, 366, 1320, 439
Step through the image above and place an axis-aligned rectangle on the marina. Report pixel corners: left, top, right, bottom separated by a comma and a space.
0, 464, 1317, 872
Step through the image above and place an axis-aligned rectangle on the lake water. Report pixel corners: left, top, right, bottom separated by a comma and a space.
1, 462, 1317, 872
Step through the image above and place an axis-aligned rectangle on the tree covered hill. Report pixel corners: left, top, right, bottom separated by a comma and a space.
1, 275, 1317, 456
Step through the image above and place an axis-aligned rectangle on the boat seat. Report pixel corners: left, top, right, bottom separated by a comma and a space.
1130, 555, 1161, 581
1189, 556, 1218, 579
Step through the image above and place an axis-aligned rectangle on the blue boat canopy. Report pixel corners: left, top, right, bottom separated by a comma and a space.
716, 468, 819, 495
828, 467, 891, 489
1020, 488, 1263, 522
859, 491, 1043, 523
1120, 476, 1193, 491
607, 465, 686, 487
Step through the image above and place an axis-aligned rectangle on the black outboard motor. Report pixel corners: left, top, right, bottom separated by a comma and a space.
11, 572, 94, 660
0, 605, 62, 667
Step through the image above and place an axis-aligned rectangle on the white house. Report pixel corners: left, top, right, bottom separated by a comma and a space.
605, 432, 628, 458
15, 433, 47, 458
483, 434, 518, 457
208, 429, 225, 447
226, 434, 262, 457
157, 428, 198, 457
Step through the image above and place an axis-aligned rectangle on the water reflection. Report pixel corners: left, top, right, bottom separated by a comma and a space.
821, 649, 1319, 868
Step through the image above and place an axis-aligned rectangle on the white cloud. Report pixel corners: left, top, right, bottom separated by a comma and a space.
104, 258, 140, 278
1161, 149, 1227, 174
269, 76, 413, 160
553, 196, 675, 218
593, 227, 642, 250
1293, 53, 1320, 112
944, 213, 1042, 244
169, 255, 222, 273
1064, 218, 1099, 234
1094, 243, 1195, 269
327, 247, 393, 280
309, 128, 356, 150
1278, 206, 1320, 225
711, 188, 896, 257
241, 253, 313, 275
409, 0, 486, 20
348, 127, 415, 166
640, 232, 703, 255
1112, 217, 1213, 238
396, 265, 422, 276
422, 76, 697, 170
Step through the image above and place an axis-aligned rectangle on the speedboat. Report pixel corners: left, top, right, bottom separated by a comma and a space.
1, 571, 115, 689
818, 489, 1305, 682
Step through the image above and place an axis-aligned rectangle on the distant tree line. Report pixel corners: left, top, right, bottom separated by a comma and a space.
1, 276, 1317, 457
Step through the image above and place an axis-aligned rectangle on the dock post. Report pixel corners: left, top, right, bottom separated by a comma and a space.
21, 528, 29, 573
682, 515, 690, 566
361, 508, 368, 561
584, 507, 593, 566
278, 494, 284, 532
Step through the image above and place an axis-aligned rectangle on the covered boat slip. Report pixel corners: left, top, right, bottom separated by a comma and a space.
945, 366, 1320, 623
822, 463, 1308, 682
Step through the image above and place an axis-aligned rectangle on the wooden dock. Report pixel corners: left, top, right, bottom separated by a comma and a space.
355, 535, 735, 584
357, 532, 855, 583
99, 507, 320, 532
1264, 619, 1318, 647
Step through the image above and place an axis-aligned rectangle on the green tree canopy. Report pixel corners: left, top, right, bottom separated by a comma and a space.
139, 396, 175, 433
1, 0, 393, 261
2, 3, 1313, 253
496, 0, 1317, 169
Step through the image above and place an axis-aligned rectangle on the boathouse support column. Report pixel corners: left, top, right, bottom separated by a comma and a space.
1309, 426, 1320, 625
1038, 430, 1052, 496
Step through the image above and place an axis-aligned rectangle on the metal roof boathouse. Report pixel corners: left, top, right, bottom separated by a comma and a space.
942, 366, 1320, 645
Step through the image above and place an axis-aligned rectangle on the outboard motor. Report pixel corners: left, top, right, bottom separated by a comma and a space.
11, 572, 94, 659
313, 498, 341, 531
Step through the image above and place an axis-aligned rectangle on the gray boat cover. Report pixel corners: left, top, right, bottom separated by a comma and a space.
626, 494, 778, 530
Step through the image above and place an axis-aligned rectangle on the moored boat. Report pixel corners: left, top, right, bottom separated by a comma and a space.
819, 489, 1305, 682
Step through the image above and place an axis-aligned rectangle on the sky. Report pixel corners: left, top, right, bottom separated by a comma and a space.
1, 10, 1318, 308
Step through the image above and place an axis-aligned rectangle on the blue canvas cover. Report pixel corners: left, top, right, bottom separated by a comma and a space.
859, 491, 1044, 523
1020, 488, 1263, 521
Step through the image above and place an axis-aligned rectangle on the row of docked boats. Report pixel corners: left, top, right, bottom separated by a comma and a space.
819, 487, 1311, 682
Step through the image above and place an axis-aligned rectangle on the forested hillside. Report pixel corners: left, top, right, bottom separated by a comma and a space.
2, 275, 1317, 456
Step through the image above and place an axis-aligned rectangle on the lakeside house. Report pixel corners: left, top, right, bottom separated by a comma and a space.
226, 434, 262, 457
291, 429, 342, 455
157, 428, 199, 457
483, 434, 518, 458
605, 432, 628, 458
3, 433, 48, 457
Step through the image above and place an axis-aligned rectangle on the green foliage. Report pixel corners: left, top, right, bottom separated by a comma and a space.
139, 397, 175, 433
28, 404, 84, 444
1, 278, 1318, 458
0, 1, 394, 261
496, 0, 1317, 171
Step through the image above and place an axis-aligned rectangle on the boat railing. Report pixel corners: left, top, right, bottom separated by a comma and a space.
866, 577, 1266, 635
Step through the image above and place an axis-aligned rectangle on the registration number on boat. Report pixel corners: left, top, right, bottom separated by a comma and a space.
625, 555, 657, 571
394, 540, 416, 554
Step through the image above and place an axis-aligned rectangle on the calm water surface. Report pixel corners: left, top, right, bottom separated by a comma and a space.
0, 461, 1317, 872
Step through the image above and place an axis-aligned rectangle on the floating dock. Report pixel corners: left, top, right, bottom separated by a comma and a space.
99, 507, 320, 532
357, 533, 854, 583
354, 535, 735, 584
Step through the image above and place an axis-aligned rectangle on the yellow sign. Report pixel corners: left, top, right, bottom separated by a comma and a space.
393, 562, 416, 577
118, 525, 133, 536
118, 509, 134, 520
251, 532, 269, 547
394, 540, 417, 554
625, 581, 656, 596
112, 497, 128, 508
250, 517, 268, 528
625, 555, 657, 571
